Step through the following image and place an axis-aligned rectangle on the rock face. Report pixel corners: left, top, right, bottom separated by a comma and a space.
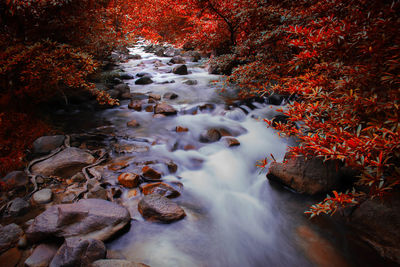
25, 243, 59, 267
266, 153, 344, 195
154, 103, 177, 116
0, 223, 23, 254
32, 189, 53, 204
49, 237, 106, 267
118, 173, 140, 188
138, 194, 186, 223
140, 182, 181, 198
31, 147, 95, 178
92, 259, 150, 267
33, 135, 65, 154
172, 64, 188, 75
26, 199, 130, 242
135, 77, 153, 85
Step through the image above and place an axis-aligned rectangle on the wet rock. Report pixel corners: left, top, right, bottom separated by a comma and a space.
87, 185, 108, 200
176, 126, 188, 132
32, 189, 53, 204
0, 223, 23, 254
7, 197, 30, 216
166, 161, 178, 173
31, 147, 95, 178
71, 172, 86, 183
184, 145, 196, 150
135, 77, 153, 85
121, 92, 132, 100
268, 94, 285, 105
107, 89, 120, 99
61, 193, 76, 204
118, 173, 140, 188
266, 152, 344, 195
119, 73, 134, 80
26, 199, 130, 242
163, 92, 179, 100
153, 114, 166, 119
138, 194, 186, 223
113, 143, 149, 154
155, 47, 165, 57
128, 54, 142, 60
199, 129, 221, 143
140, 182, 181, 198
128, 100, 143, 111
144, 105, 154, 112
2, 171, 30, 190
165, 47, 180, 57
130, 92, 148, 101
50, 237, 106, 267
127, 119, 140, 128
183, 79, 198, 85
25, 243, 59, 267
169, 55, 186, 64
154, 103, 177, 116
92, 259, 150, 267
136, 72, 152, 78
33, 135, 65, 154
106, 250, 126, 260
223, 108, 247, 121
0, 247, 21, 267
142, 166, 162, 180
222, 137, 240, 147
271, 114, 290, 127
148, 93, 161, 101
114, 84, 130, 95
172, 64, 188, 75
183, 51, 201, 62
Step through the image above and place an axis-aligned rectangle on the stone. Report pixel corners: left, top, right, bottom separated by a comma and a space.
140, 182, 181, 198
119, 73, 134, 80
135, 77, 153, 85
154, 47, 165, 57
222, 137, 240, 147
113, 144, 149, 154
169, 55, 186, 64
87, 185, 108, 200
199, 129, 221, 143
138, 194, 186, 223
50, 237, 105, 267
154, 103, 177, 115
172, 64, 188, 75
114, 84, 130, 95
25, 243, 59, 267
92, 259, 150, 267
144, 105, 154, 112
32, 189, 53, 204
127, 119, 140, 128
136, 72, 152, 78
153, 114, 166, 119
266, 152, 344, 195
2, 171, 30, 190
166, 161, 178, 173
31, 147, 95, 178
106, 89, 120, 99
33, 135, 65, 154
71, 172, 86, 183
268, 94, 285, 105
182, 79, 198, 85
106, 250, 126, 260
8, 197, 30, 216
183, 51, 201, 62
176, 126, 188, 132
142, 166, 162, 180
163, 92, 179, 100
26, 199, 130, 242
118, 173, 140, 188
164, 47, 180, 57
0, 223, 23, 254
148, 93, 161, 101
128, 100, 143, 111
0, 247, 21, 267
128, 54, 142, 60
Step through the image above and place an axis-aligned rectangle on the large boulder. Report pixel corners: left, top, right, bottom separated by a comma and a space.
49, 237, 106, 267
266, 153, 344, 195
25, 243, 59, 267
154, 103, 177, 116
172, 65, 188, 75
138, 194, 185, 223
26, 199, 130, 242
92, 259, 150, 267
114, 84, 130, 95
135, 77, 153, 85
33, 135, 65, 154
0, 223, 23, 254
32, 189, 53, 204
31, 147, 95, 178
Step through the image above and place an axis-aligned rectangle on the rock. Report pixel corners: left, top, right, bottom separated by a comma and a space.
154, 103, 177, 116
128, 54, 142, 60
32, 189, 53, 204
50, 237, 106, 267
118, 173, 140, 188
176, 126, 188, 132
169, 56, 186, 64
183, 51, 201, 62
0, 223, 23, 254
164, 47, 179, 57
31, 147, 95, 178
121, 92, 132, 100
26, 199, 130, 242
268, 94, 285, 105
266, 153, 344, 195
199, 129, 221, 143
17, 235, 27, 248
25, 243, 59, 267
166, 161, 178, 173
135, 77, 153, 85
144, 105, 154, 112
0, 247, 21, 267
148, 93, 161, 101
71, 172, 86, 183
114, 84, 130, 95
92, 259, 149, 267
142, 166, 162, 180
87, 185, 108, 200
172, 64, 188, 75
119, 73, 134, 80
138, 194, 185, 223
127, 119, 140, 128
222, 137, 240, 147
8, 197, 30, 216
183, 79, 198, 85
271, 114, 290, 127
2, 171, 30, 190
107, 89, 120, 99
128, 100, 143, 111
140, 182, 181, 198
153, 114, 166, 119
163, 92, 179, 100
106, 250, 126, 260
136, 72, 152, 78
33, 135, 65, 154
113, 144, 149, 154
154, 47, 165, 57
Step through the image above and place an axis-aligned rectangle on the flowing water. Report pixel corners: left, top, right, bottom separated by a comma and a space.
55, 42, 389, 267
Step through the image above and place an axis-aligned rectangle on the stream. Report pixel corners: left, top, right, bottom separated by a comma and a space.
53, 41, 389, 267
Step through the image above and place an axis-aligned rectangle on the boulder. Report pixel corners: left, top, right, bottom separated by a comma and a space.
140, 182, 181, 198
268, 94, 285, 105
135, 77, 153, 85
148, 93, 161, 101
2, 171, 30, 190
33, 135, 65, 154
199, 129, 221, 143
32, 189, 53, 204
166, 161, 178, 173
26, 199, 130, 242
164, 47, 180, 57
222, 137, 240, 147
87, 185, 108, 200
144, 105, 154, 112
154, 103, 177, 116
128, 100, 143, 111
266, 153, 344, 195
163, 92, 179, 100
118, 173, 140, 188
172, 64, 188, 75
127, 119, 140, 128
113, 143, 149, 154
25, 243, 59, 267
182, 79, 198, 85
119, 73, 134, 80
169, 56, 186, 64
114, 84, 130, 95
92, 259, 150, 267
31, 147, 95, 178
136, 72, 152, 78
138, 194, 186, 223
0, 223, 23, 254
7, 197, 30, 216
154, 47, 165, 57
106, 89, 120, 99
49, 237, 105, 267
142, 166, 162, 180
183, 51, 201, 62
